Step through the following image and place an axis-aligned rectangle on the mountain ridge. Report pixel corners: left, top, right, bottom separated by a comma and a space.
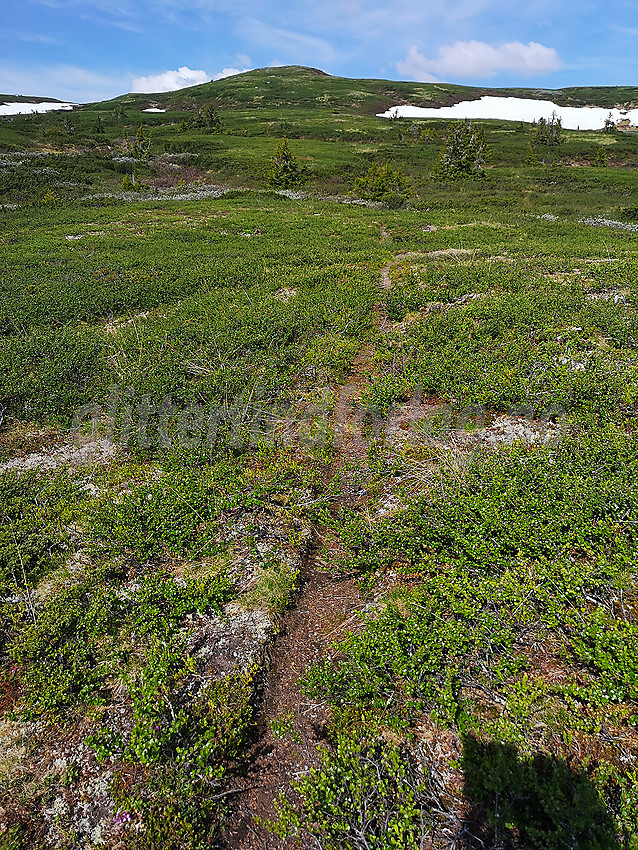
8, 66, 638, 113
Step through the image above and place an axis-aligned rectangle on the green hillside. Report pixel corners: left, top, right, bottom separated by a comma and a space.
84, 65, 638, 112
0, 95, 67, 104
1, 65, 637, 208
1, 65, 638, 850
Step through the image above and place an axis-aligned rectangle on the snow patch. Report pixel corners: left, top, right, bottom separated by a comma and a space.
0, 101, 75, 116
378, 96, 638, 131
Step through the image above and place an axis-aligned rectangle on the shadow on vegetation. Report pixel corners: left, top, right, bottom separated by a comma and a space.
460, 735, 620, 850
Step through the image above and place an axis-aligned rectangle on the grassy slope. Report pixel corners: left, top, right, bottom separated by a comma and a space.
2, 64, 638, 156
1, 66, 638, 849
81, 66, 638, 112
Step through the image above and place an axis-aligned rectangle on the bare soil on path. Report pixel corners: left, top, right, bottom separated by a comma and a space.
222, 248, 397, 849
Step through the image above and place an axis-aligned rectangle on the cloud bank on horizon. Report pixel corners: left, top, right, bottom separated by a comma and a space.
130, 65, 253, 93
131, 66, 211, 93
0, 0, 636, 101
397, 41, 563, 82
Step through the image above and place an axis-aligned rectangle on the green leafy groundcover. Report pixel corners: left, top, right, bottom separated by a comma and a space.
0, 470, 85, 599
270, 735, 431, 850
0, 441, 332, 847
291, 426, 638, 847
10, 565, 233, 717
5, 556, 242, 846
0, 93, 637, 847
370, 281, 638, 417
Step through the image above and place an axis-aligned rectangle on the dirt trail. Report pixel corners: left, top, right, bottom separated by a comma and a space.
223, 548, 365, 849
222, 246, 397, 849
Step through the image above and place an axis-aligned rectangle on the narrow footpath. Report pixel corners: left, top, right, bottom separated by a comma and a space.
222, 245, 398, 849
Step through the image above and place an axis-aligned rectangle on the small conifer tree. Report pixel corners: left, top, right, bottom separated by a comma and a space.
198, 103, 222, 132
530, 112, 562, 148
267, 138, 309, 189
434, 120, 489, 179
121, 172, 149, 192
603, 112, 617, 133
525, 142, 539, 165
40, 189, 59, 206
181, 103, 222, 133
124, 125, 152, 160
133, 124, 152, 159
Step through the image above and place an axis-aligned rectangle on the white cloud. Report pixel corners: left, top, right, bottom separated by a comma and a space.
397, 40, 562, 81
211, 67, 251, 81
0, 61, 256, 103
396, 48, 439, 82
130, 66, 210, 93
0, 65, 130, 102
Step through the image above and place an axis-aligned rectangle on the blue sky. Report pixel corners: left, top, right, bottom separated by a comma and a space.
1, 0, 636, 102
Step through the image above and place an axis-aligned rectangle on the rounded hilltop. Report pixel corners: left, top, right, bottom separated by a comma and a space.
75, 65, 638, 120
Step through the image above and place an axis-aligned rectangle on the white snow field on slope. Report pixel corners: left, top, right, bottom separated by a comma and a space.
0, 101, 76, 116
377, 96, 638, 130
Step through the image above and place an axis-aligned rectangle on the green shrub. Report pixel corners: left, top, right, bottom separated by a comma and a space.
0, 471, 85, 600
107, 671, 254, 848
90, 465, 230, 561
366, 284, 638, 417
530, 113, 562, 148
353, 163, 412, 206
180, 103, 222, 134
10, 563, 232, 717
0, 325, 106, 422
434, 120, 489, 179
121, 172, 149, 192
124, 124, 152, 160
463, 736, 618, 850
603, 112, 617, 133
300, 425, 638, 845
40, 189, 59, 206
267, 138, 309, 189
0, 826, 27, 850
270, 734, 431, 849
10, 570, 123, 715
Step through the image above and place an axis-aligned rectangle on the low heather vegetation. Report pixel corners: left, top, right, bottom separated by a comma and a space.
0, 66, 638, 849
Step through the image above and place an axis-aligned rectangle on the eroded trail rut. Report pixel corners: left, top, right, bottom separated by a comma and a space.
223, 547, 365, 849
223, 253, 398, 849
